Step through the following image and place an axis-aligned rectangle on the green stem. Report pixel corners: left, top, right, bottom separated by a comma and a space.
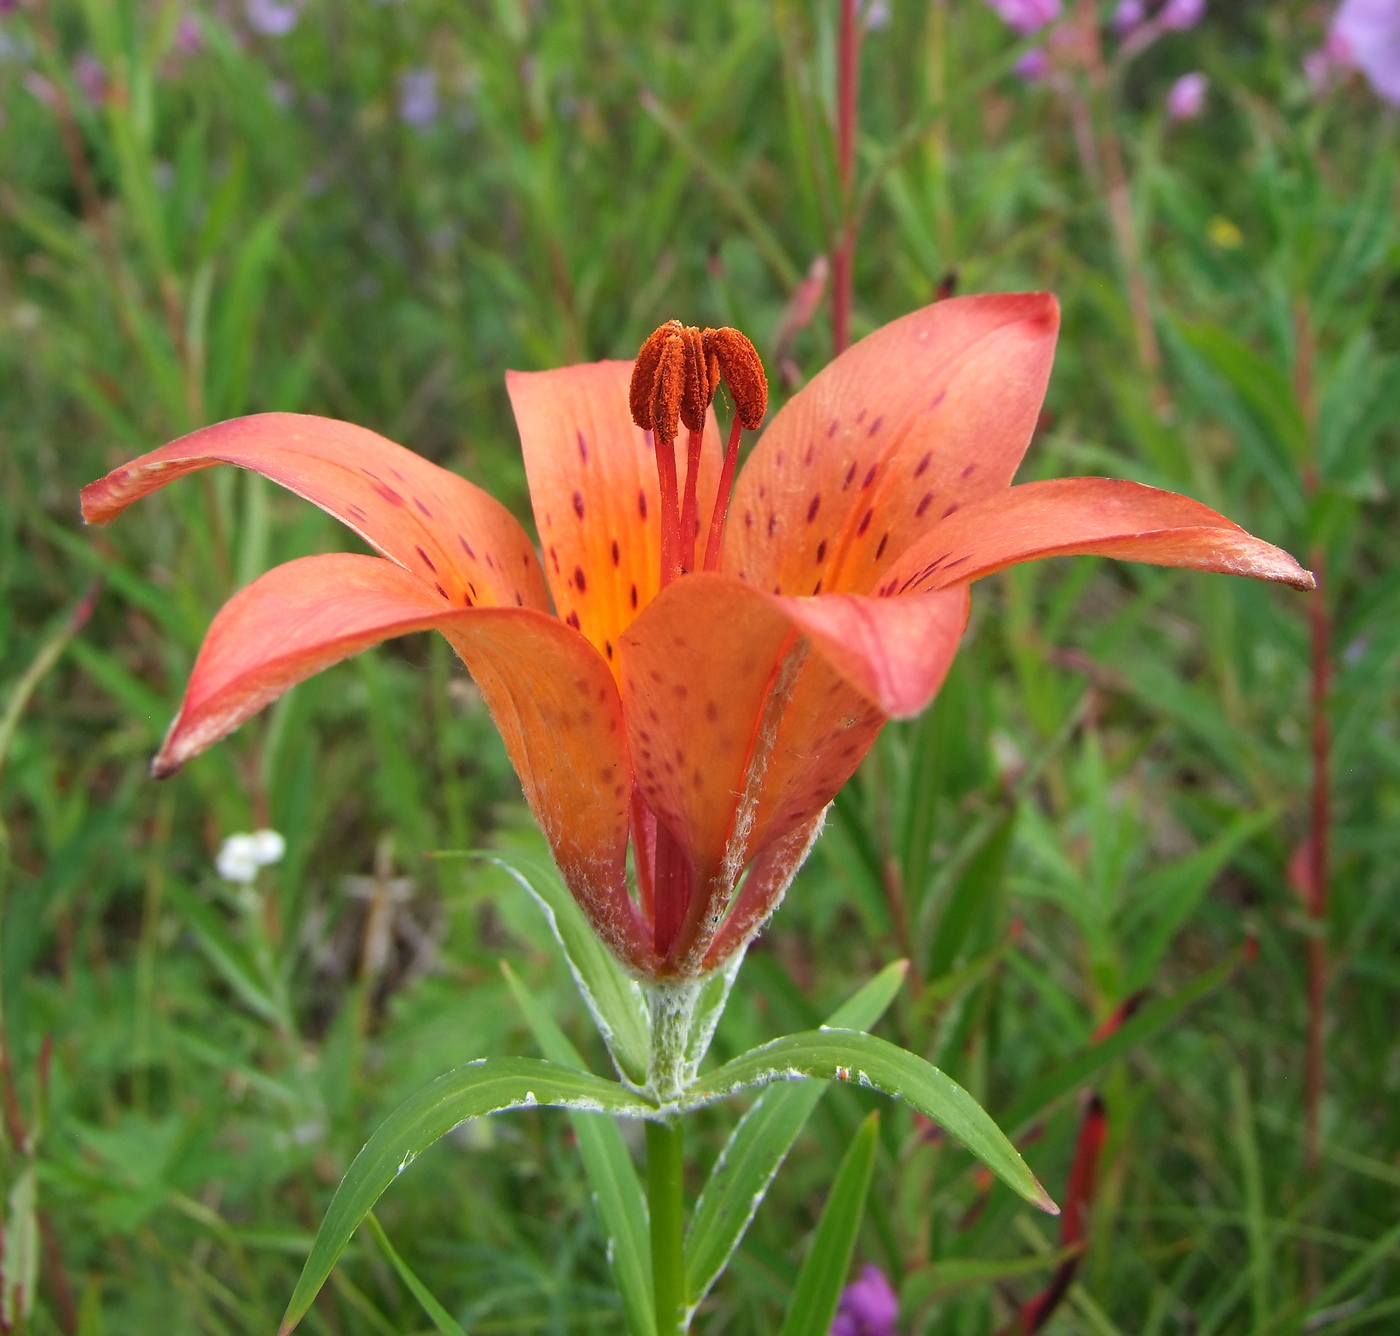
647, 1117, 686, 1336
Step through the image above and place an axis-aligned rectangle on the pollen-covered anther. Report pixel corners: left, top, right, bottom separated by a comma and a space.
649, 332, 686, 448
703, 326, 768, 430
630, 320, 683, 434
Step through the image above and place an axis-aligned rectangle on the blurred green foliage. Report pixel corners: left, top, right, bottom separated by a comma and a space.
0, 0, 1397, 1332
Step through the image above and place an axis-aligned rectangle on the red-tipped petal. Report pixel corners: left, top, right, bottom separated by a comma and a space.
507, 362, 722, 664
81, 413, 550, 612
157, 552, 651, 971
878, 477, 1315, 595
724, 292, 1059, 596
776, 586, 970, 719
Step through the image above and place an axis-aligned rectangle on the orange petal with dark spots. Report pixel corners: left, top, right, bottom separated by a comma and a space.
619, 573, 967, 970
879, 478, 1315, 595
80, 413, 550, 612
153, 552, 652, 972
724, 292, 1058, 598
507, 361, 722, 664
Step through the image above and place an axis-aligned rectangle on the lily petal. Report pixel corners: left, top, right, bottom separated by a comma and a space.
619, 574, 967, 967
507, 361, 722, 664
80, 413, 551, 612
157, 551, 651, 971
877, 478, 1315, 595
776, 585, 971, 719
725, 292, 1058, 597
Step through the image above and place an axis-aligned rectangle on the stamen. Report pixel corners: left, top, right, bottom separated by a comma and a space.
630, 320, 767, 585
701, 327, 768, 570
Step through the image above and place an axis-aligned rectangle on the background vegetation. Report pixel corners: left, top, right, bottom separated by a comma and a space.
1, 0, 1397, 1332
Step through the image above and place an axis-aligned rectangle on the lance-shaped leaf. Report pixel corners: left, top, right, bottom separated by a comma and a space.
682, 1030, 1055, 1214
685, 961, 908, 1307
278, 1059, 656, 1336
776, 1111, 881, 1336
501, 962, 655, 1336
492, 849, 650, 1085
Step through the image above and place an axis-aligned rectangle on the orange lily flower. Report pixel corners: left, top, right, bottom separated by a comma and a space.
81, 293, 1311, 981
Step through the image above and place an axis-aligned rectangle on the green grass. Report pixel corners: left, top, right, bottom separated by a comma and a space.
1, 1, 1398, 1332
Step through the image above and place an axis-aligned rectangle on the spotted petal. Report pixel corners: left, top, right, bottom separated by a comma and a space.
617, 574, 969, 969
80, 413, 551, 612
877, 478, 1315, 595
156, 552, 651, 971
724, 293, 1059, 598
507, 361, 722, 664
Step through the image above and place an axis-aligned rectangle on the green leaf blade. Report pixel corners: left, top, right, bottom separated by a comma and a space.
776, 1111, 880, 1336
279, 1058, 655, 1335
685, 1030, 1055, 1215
684, 962, 908, 1307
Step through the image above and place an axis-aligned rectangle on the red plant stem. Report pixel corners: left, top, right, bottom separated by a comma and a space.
832, 0, 859, 356
1304, 555, 1330, 1175
652, 430, 682, 588
703, 417, 745, 572
678, 427, 704, 574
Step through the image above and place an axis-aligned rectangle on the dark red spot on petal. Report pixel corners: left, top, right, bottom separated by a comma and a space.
566, 610, 581, 630
876, 533, 889, 559
434, 582, 448, 599
828, 419, 839, 437
459, 536, 476, 560
914, 452, 932, 478
807, 495, 821, 523
868, 416, 883, 435
415, 497, 433, 518
611, 539, 620, 565
813, 577, 823, 594
574, 565, 587, 592
915, 493, 934, 517
961, 461, 977, 478
942, 502, 959, 519
816, 539, 827, 563
630, 584, 638, 608
605, 640, 613, 659
415, 545, 438, 574
577, 431, 589, 463
843, 462, 857, 489
857, 508, 873, 535
573, 490, 586, 520
549, 545, 560, 573
638, 490, 648, 520
862, 464, 878, 489
768, 514, 778, 537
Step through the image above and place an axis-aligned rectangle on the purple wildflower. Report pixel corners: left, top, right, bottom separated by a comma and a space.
1159, 0, 1205, 31
398, 68, 439, 127
1113, 0, 1147, 35
830, 1265, 899, 1336
1166, 70, 1208, 119
246, 0, 301, 37
863, 0, 892, 32
176, 16, 203, 55
73, 54, 107, 104
1014, 47, 1052, 80
984, 0, 1061, 38
1333, 0, 1400, 104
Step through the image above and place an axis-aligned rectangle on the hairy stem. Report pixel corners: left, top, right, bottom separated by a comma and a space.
647, 1117, 687, 1336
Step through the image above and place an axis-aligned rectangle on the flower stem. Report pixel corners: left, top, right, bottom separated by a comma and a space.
647, 1117, 687, 1336
832, 0, 859, 356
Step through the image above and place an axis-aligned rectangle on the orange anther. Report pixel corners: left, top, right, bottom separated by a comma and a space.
703, 327, 768, 430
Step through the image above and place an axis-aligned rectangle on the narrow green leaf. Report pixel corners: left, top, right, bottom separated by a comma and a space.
685, 962, 908, 1306
776, 1111, 880, 1336
901, 1247, 1080, 1310
364, 1213, 467, 1336
685, 1029, 1054, 1214
279, 1058, 655, 1335
501, 963, 656, 1336
489, 850, 649, 1085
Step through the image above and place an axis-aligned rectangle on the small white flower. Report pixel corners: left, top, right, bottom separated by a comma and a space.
216, 829, 286, 884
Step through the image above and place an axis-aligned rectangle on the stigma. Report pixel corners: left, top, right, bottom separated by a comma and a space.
629, 321, 768, 586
